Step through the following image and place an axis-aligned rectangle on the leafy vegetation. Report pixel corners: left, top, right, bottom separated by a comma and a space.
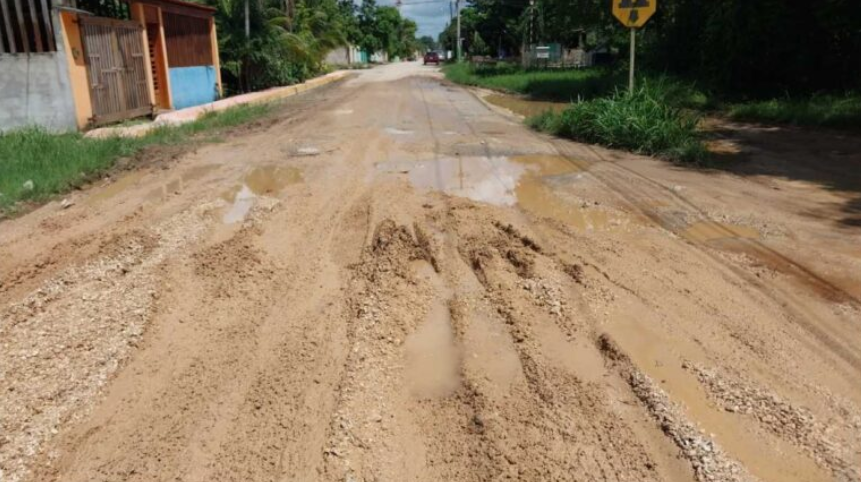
212, 0, 419, 95
0, 104, 271, 214
528, 86, 707, 164
440, 0, 860, 99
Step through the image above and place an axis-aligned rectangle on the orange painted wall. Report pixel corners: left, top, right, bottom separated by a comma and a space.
60, 12, 93, 129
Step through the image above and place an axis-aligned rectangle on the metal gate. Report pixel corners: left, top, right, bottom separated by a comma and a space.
79, 16, 153, 126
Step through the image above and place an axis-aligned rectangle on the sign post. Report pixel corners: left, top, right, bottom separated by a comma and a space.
629, 28, 635, 92
612, 0, 657, 93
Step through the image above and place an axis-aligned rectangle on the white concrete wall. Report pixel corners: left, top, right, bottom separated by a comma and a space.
325, 46, 350, 65
0, 11, 77, 132
325, 45, 363, 66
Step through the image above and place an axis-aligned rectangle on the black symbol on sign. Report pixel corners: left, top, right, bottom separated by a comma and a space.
619, 0, 650, 23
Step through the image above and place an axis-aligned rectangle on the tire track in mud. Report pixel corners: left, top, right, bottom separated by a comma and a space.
447, 215, 665, 481
547, 140, 861, 376
409, 80, 694, 481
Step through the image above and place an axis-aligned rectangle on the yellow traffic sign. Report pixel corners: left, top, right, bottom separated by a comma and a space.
613, 0, 656, 28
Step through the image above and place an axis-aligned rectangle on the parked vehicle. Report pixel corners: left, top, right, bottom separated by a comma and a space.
423, 51, 440, 65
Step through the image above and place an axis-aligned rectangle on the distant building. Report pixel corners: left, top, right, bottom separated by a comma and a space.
0, 0, 222, 131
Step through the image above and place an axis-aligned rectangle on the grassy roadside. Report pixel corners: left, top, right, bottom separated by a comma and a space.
528, 85, 707, 164
0, 103, 271, 215
444, 62, 860, 164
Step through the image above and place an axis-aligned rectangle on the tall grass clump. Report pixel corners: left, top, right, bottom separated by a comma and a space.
529, 84, 708, 164
728, 93, 861, 129
0, 103, 272, 214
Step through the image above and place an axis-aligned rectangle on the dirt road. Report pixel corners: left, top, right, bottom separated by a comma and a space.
2, 62, 860, 482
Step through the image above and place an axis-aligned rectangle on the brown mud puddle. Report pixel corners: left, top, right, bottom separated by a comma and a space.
605, 312, 832, 482
378, 153, 635, 232
86, 171, 149, 205
221, 165, 303, 224
405, 260, 461, 399
484, 94, 568, 118
146, 164, 221, 202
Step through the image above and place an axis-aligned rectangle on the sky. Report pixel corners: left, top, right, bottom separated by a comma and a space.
377, 0, 457, 39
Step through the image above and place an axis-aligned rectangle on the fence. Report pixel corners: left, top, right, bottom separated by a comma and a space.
0, 0, 56, 53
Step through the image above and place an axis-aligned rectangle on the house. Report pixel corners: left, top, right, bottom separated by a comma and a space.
0, 0, 222, 132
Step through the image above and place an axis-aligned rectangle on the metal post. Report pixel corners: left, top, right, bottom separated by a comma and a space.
629, 28, 635, 92
244, 0, 250, 38
456, 0, 461, 61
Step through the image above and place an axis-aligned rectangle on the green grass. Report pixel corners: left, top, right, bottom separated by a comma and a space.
528, 85, 708, 164
0, 103, 271, 214
443, 62, 616, 102
728, 93, 861, 129
446, 62, 861, 129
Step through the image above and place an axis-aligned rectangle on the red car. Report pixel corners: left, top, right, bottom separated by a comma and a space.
423, 51, 441, 65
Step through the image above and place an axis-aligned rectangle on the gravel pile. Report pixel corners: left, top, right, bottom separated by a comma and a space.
0, 203, 214, 482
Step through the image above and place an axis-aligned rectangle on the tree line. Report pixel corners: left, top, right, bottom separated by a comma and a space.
440, 0, 861, 97
209, 0, 420, 94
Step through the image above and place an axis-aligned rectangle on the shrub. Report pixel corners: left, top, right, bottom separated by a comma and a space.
530, 84, 708, 164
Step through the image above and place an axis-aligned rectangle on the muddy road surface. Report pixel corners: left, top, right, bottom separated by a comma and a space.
2, 62, 860, 482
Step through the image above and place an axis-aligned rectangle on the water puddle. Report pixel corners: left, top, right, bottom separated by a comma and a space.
222, 185, 256, 224
243, 165, 302, 195
295, 147, 321, 156
405, 260, 461, 398
405, 299, 461, 399
606, 313, 831, 482
86, 170, 148, 205
485, 93, 568, 118
384, 127, 414, 136
146, 164, 220, 202
220, 165, 303, 224
378, 153, 634, 232
377, 156, 524, 206
682, 221, 759, 243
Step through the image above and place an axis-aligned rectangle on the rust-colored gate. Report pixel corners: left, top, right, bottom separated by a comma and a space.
79, 16, 153, 126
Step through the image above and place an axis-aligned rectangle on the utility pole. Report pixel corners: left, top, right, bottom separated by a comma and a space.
456, 0, 461, 61
244, 0, 250, 38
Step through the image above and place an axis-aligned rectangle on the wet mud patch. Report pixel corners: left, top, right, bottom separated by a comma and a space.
193, 233, 276, 297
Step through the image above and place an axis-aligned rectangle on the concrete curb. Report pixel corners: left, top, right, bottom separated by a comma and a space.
85, 70, 351, 139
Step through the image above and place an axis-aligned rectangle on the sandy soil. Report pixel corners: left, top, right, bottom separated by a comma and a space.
1, 62, 859, 482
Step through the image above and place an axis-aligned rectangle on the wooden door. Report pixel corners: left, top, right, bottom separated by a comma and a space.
79, 16, 152, 126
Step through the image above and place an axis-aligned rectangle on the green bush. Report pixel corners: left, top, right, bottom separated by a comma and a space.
529, 84, 708, 164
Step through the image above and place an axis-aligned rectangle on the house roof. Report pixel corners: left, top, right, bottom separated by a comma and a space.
126, 0, 215, 18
